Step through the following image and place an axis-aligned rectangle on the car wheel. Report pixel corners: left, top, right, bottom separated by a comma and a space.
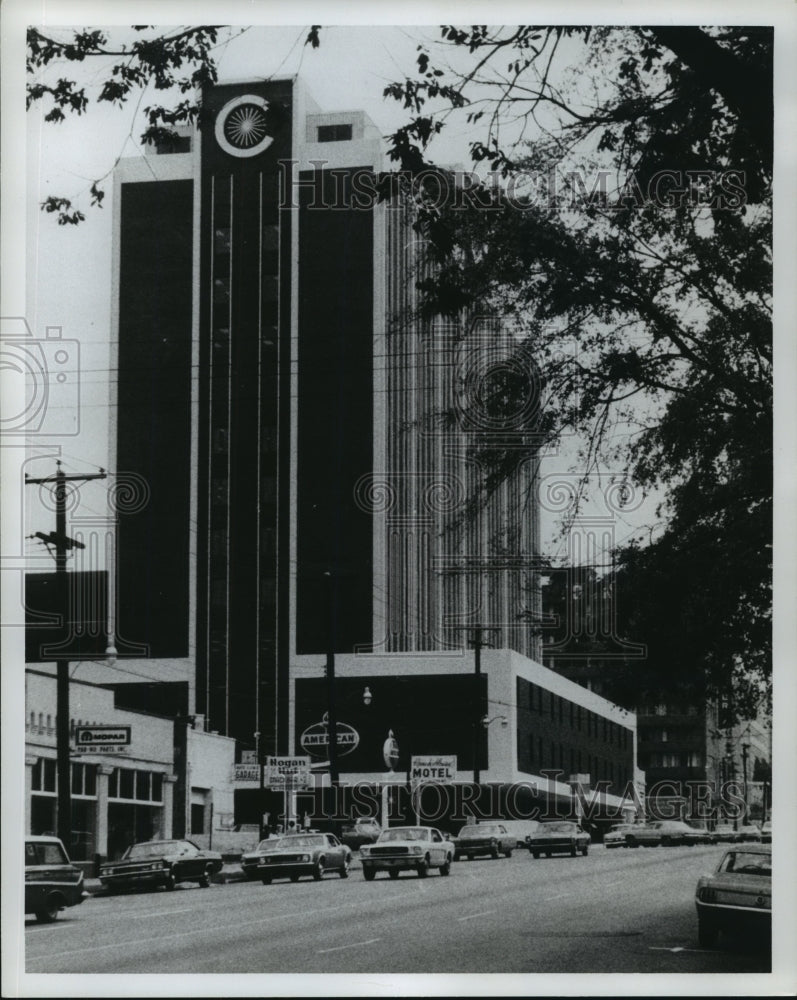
531, 851, 540, 859
313, 858, 325, 881
570, 844, 577, 857
490, 845, 500, 859
290, 873, 300, 883
504, 848, 513, 858
626, 836, 638, 848
661, 837, 671, 847
417, 855, 430, 878
363, 866, 376, 881
454, 852, 461, 862
261, 875, 272, 885
440, 857, 452, 876
198, 863, 213, 888
164, 869, 177, 891
582, 844, 589, 856
339, 857, 350, 879
698, 919, 719, 948
388, 869, 400, 879
35, 894, 62, 923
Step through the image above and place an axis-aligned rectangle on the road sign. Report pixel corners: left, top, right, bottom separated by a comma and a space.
265, 755, 312, 790
410, 755, 457, 786
74, 725, 131, 754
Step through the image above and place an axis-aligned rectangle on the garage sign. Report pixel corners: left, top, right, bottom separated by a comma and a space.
410, 755, 457, 786
74, 725, 131, 754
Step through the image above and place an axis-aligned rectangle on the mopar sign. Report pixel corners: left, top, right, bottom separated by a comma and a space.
300, 713, 359, 759
74, 725, 131, 754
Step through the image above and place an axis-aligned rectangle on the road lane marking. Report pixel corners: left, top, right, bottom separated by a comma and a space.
540, 893, 571, 901
317, 938, 380, 954
25, 894, 409, 964
649, 946, 710, 953
458, 910, 496, 921
129, 907, 194, 918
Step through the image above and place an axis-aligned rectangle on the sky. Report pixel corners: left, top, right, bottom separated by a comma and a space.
16, 20, 668, 574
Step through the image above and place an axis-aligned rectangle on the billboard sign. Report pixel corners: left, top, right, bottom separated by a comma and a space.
74, 725, 131, 754
299, 714, 359, 759
410, 755, 457, 787
265, 755, 312, 790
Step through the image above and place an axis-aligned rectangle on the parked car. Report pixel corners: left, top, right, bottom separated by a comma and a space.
760, 820, 771, 844
527, 821, 590, 858
624, 820, 711, 848
340, 817, 382, 850
241, 832, 351, 883
603, 823, 640, 849
25, 836, 88, 923
453, 822, 514, 860
98, 839, 223, 893
499, 819, 540, 847
360, 826, 454, 879
736, 823, 762, 842
713, 823, 743, 843
695, 844, 771, 947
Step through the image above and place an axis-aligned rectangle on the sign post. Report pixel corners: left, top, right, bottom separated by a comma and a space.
410, 755, 457, 824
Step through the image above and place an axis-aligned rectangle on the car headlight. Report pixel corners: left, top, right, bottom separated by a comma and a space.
360, 846, 369, 856
411, 846, 423, 855
698, 887, 717, 903
301, 854, 311, 862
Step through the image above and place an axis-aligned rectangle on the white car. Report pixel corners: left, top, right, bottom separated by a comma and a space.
603, 824, 640, 849
360, 826, 454, 880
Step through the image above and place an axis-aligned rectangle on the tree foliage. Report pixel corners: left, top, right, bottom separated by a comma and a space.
382, 26, 772, 710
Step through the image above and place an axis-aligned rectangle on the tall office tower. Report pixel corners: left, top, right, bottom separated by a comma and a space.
113, 78, 543, 752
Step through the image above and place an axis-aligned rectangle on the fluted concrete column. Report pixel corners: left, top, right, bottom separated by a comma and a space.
162, 774, 178, 839
25, 755, 37, 834
95, 764, 114, 859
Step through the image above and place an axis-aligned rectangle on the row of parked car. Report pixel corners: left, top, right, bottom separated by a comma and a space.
604, 819, 771, 849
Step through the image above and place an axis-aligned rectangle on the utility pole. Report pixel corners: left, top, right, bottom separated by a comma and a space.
323, 571, 339, 787
26, 461, 107, 848
741, 742, 750, 822
452, 625, 497, 786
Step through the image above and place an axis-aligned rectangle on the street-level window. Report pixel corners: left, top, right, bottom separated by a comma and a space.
32, 758, 56, 793
109, 768, 165, 803
71, 762, 97, 797
686, 752, 702, 767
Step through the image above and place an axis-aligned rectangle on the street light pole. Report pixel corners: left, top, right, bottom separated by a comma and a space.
323, 571, 339, 786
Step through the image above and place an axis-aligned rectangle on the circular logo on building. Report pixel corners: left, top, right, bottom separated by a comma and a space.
300, 714, 360, 759
215, 95, 273, 158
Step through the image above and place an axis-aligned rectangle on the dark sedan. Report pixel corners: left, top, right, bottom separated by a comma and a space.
527, 821, 590, 858
453, 822, 514, 860
98, 839, 222, 893
241, 833, 351, 883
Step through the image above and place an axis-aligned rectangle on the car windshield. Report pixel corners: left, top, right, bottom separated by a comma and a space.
263, 835, 325, 851
540, 823, 577, 833
719, 851, 771, 877
26, 841, 68, 865
126, 841, 183, 859
378, 828, 430, 842
459, 825, 501, 838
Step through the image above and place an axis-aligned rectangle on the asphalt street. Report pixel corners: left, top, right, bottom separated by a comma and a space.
25, 844, 771, 975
